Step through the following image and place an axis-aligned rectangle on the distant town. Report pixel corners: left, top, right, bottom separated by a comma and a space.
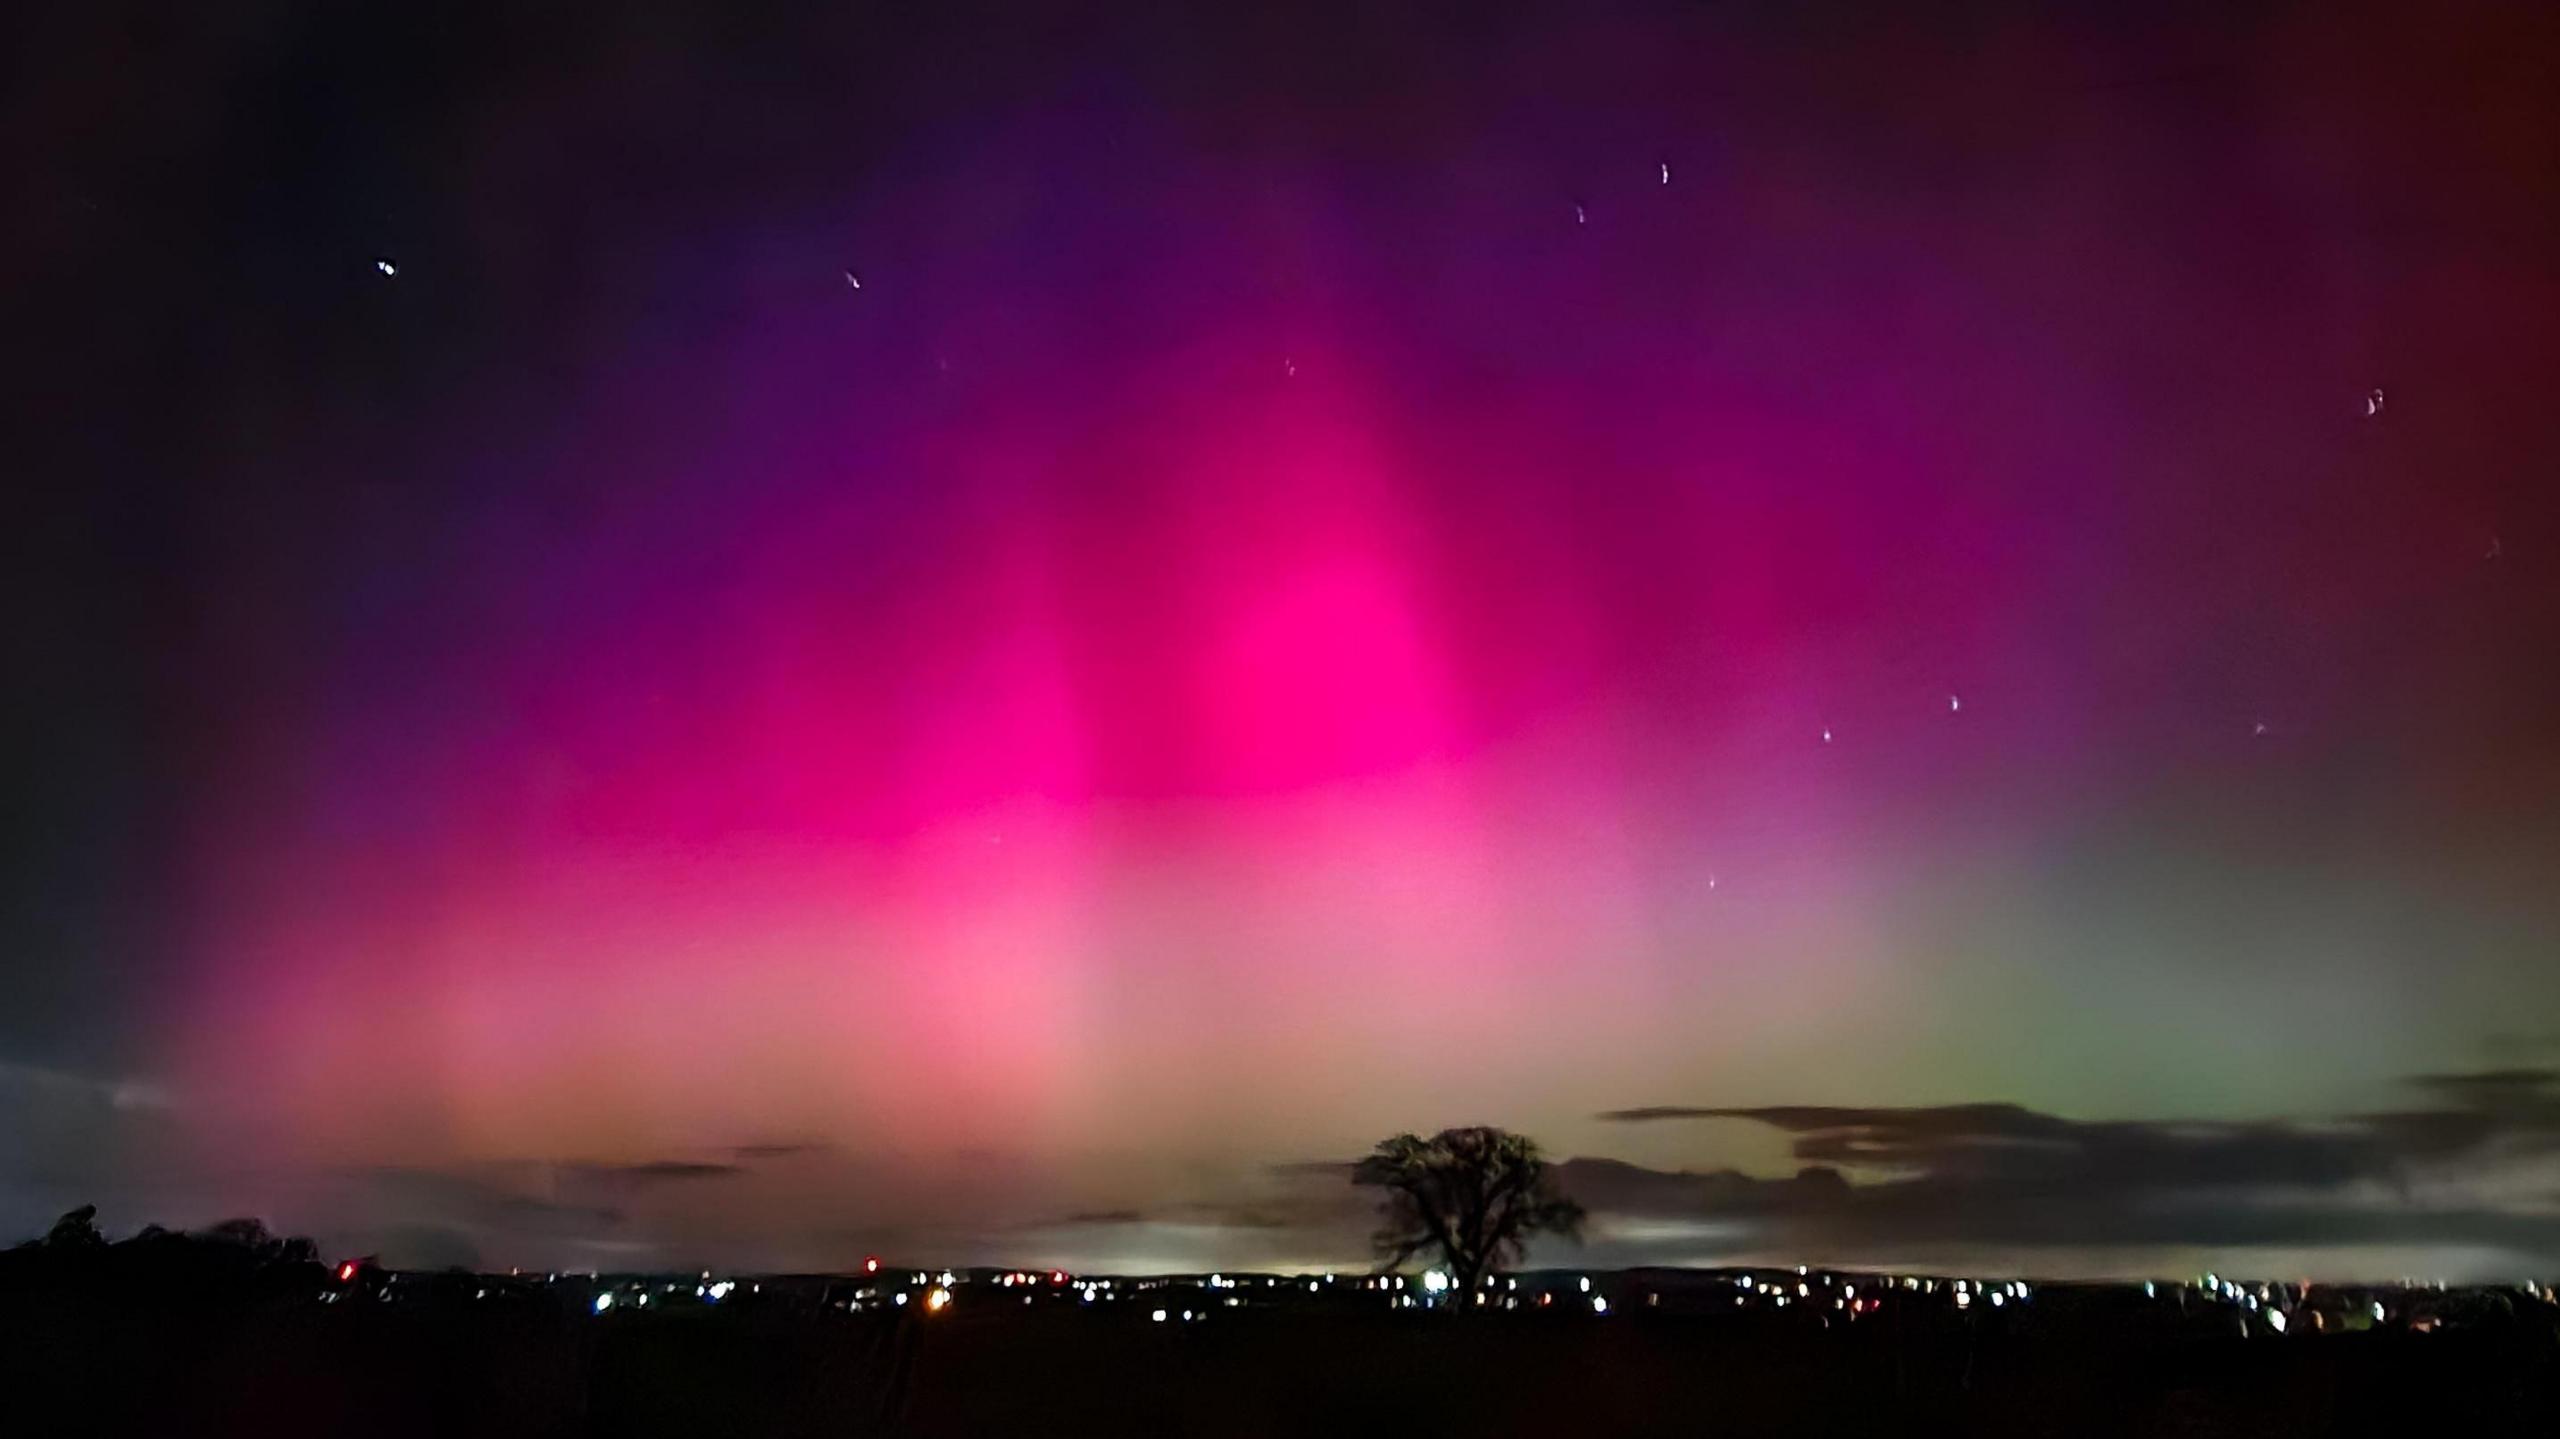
11, 1211, 2559, 1434
325, 1257, 2560, 1337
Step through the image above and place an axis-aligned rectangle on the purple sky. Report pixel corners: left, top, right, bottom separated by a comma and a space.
6, 1, 2560, 1278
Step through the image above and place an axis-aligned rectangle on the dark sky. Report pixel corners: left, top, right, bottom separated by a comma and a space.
7, 1, 2560, 1278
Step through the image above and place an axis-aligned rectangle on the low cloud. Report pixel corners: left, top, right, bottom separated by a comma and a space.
0, 1060, 174, 1115
728, 1143, 827, 1160
1583, 1070, 2560, 1275
1056, 1209, 1147, 1226
566, 1160, 746, 1184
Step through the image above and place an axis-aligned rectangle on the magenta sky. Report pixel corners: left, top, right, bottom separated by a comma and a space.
9, 1, 2560, 1278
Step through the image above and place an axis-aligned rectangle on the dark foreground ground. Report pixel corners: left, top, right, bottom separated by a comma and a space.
7, 1265, 2556, 1436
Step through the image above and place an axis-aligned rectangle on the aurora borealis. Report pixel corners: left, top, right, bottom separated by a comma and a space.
8, 1, 2560, 1278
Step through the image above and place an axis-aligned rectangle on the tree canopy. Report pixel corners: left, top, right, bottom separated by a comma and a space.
1351, 1127, 1584, 1292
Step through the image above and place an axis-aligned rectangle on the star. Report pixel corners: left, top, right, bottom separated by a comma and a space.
843, 271, 862, 289
1949, 694, 1961, 713
2252, 720, 2268, 738
373, 258, 397, 278
1659, 162, 1671, 185
1574, 203, 1587, 225
2363, 387, 2385, 418
1283, 357, 1297, 378
1821, 728, 1833, 744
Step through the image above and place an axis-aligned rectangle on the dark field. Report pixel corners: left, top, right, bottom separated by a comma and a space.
8, 1263, 2557, 1437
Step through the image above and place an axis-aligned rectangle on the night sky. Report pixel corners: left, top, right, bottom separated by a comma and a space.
8, 1, 2560, 1279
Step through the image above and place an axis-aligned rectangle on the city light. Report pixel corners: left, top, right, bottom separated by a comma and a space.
247, 1256, 2504, 1361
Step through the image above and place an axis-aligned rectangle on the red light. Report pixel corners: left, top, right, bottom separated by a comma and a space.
338, 1262, 357, 1282
864, 1257, 880, 1274
1051, 1270, 1067, 1285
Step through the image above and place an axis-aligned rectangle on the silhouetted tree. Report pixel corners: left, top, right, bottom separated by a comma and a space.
45, 1204, 105, 1249
196, 1216, 320, 1267
1352, 1127, 1584, 1293
200, 1217, 273, 1249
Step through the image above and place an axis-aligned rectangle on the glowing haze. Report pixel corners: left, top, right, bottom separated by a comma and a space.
9, 2, 2560, 1278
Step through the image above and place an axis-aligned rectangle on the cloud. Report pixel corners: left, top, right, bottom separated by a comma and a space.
0, 1060, 173, 1114
1557, 1157, 1851, 1218
0, 1059, 190, 1240
984, 1079, 2560, 1277
1581, 1071, 2560, 1273
1056, 1209, 1147, 1226
728, 1143, 827, 1160
1609, 1103, 2394, 1189
565, 1160, 747, 1184
2398, 1068, 2560, 1109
